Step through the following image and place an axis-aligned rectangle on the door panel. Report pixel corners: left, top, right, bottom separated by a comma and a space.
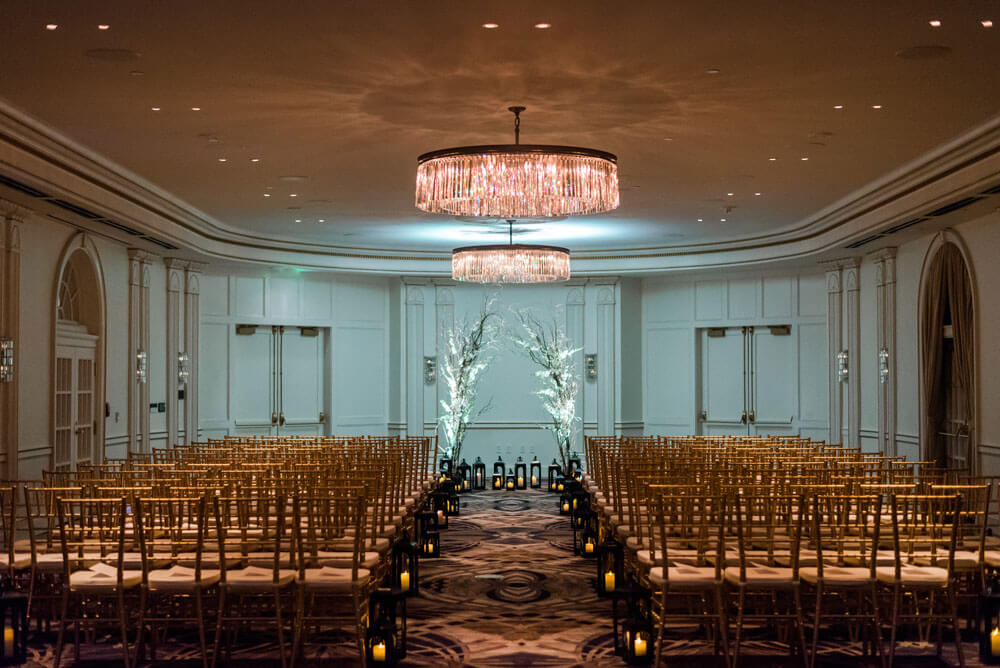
53, 344, 96, 471
278, 328, 324, 435
54, 355, 73, 471
700, 328, 748, 434
231, 327, 276, 433
750, 328, 797, 435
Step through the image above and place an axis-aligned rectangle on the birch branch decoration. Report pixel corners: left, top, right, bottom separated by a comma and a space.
438, 298, 499, 465
509, 309, 582, 472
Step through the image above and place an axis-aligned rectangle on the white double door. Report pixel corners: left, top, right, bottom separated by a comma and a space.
54, 322, 98, 471
231, 325, 327, 437
698, 326, 798, 436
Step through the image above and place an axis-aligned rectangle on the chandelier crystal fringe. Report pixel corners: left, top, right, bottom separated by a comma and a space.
452, 243, 570, 284
416, 107, 619, 218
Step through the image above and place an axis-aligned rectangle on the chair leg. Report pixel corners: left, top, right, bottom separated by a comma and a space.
714, 584, 731, 668
870, 582, 883, 666
809, 583, 823, 668
948, 587, 965, 668
887, 585, 900, 668
212, 587, 227, 668
118, 589, 131, 668
274, 590, 288, 668
195, 588, 209, 668
733, 587, 745, 668
134, 586, 147, 667
654, 587, 667, 668
53, 588, 69, 668
793, 584, 808, 667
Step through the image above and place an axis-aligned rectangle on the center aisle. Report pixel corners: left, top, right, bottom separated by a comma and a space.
403, 488, 619, 666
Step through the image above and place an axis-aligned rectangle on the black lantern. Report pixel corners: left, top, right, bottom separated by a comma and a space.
446, 489, 460, 516
370, 587, 407, 662
491, 470, 504, 490
472, 457, 487, 490
493, 454, 505, 478
391, 532, 419, 596
596, 538, 624, 597
439, 455, 453, 477
980, 593, 1000, 664
548, 459, 562, 492
568, 451, 582, 477
415, 510, 437, 542
421, 531, 440, 558
457, 459, 472, 492
0, 593, 27, 665
514, 457, 527, 490
529, 457, 542, 488
366, 617, 398, 665
559, 491, 572, 515
579, 516, 599, 558
622, 616, 653, 665
431, 491, 449, 529
505, 469, 516, 491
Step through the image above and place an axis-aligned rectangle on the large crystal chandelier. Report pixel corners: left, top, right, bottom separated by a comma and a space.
452, 221, 570, 284
415, 107, 619, 218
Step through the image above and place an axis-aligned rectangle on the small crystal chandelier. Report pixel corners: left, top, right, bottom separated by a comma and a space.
452, 220, 570, 284
416, 106, 619, 218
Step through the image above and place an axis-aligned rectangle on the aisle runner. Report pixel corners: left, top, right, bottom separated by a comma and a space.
25, 488, 980, 666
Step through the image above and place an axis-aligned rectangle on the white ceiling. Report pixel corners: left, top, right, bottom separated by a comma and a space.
1, 0, 998, 254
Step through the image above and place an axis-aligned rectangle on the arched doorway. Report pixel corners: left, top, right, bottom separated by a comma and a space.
919, 233, 976, 472
52, 235, 105, 471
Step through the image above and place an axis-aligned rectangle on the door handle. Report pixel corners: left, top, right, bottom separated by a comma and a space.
748, 411, 756, 424
698, 410, 707, 422
271, 411, 278, 426
318, 411, 326, 424
740, 411, 747, 424
279, 412, 286, 426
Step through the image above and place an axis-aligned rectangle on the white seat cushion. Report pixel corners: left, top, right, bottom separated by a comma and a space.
914, 550, 978, 571
70, 563, 142, 592
299, 566, 371, 593
800, 565, 872, 587
650, 565, 718, 587
875, 565, 948, 587
0, 553, 32, 570
724, 565, 796, 587
175, 552, 244, 570
316, 551, 382, 569
37, 552, 103, 572
223, 565, 296, 592
148, 565, 221, 592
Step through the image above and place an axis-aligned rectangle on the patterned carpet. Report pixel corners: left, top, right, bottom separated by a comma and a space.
22, 489, 984, 666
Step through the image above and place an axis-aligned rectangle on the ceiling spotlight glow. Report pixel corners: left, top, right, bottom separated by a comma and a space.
801, 157, 809, 161
191, 107, 201, 111
151, 106, 161, 111
720, 218, 727, 222
289, 193, 298, 197
768, 157, 777, 161
264, 193, 271, 197
982, 20, 994, 27
534, 23, 551, 29
697, 218, 703, 222
98, 24, 110, 30
251, 158, 260, 162
295, 219, 302, 223
929, 19, 942, 27
872, 104, 883, 109
833, 105, 844, 109
727, 192, 734, 197
45, 24, 58, 30
754, 192, 761, 196
318, 219, 325, 223
482, 22, 499, 29
217, 158, 227, 162
705, 68, 721, 75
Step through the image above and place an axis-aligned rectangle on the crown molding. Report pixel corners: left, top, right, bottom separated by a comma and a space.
1, 96, 998, 275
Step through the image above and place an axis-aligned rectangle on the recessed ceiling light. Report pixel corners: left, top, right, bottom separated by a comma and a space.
295, 219, 302, 223
663, 137, 673, 141
768, 157, 777, 161
289, 193, 298, 197
801, 157, 809, 161
318, 219, 325, 223
929, 19, 942, 27
45, 24, 58, 31
754, 192, 761, 196
150, 106, 161, 111
250, 158, 260, 163
833, 105, 844, 109
727, 192, 734, 197
191, 107, 201, 111
98, 24, 110, 30
217, 158, 227, 162
534, 23, 551, 29
697, 218, 703, 222
720, 218, 727, 222
264, 193, 271, 197
706, 68, 721, 75
982, 20, 994, 28
872, 104, 882, 109
129, 70, 145, 77
482, 23, 499, 29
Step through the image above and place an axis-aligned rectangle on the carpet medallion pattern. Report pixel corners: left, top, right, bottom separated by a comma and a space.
23, 488, 984, 666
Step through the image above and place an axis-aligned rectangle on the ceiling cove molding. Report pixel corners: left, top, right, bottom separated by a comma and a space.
0, 97, 998, 274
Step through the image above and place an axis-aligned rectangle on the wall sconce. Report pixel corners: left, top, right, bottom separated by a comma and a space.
136, 350, 148, 384
878, 348, 889, 385
836, 350, 849, 383
423, 356, 436, 385
585, 354, 597, 381
0, 339, 13, 383
177, 352, 190, 385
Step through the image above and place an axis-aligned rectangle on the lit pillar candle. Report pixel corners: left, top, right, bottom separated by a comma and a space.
517, 476, 524, 486
573, 498, 578, 510
634, 635, 647, 657
2, 628, 12, 656
476, 472, 482, 484
992, 627, 1000, 654
531, 475, 537, 485
562, 502, 570, 512
437, 509, 444, 521
584, 540, 594, 554
558, 483, 564, 491
372, 641, 386, 662
507, 480, 514, 490
400, 570, 410, 591
604, 570, 615, 592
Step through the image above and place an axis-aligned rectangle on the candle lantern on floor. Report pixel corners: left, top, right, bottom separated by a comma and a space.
622, 616, 653, 664
559, 490, 572, 515
596, 539, 624, 597
579, 516, 599, 558
568, 451, 582, 477
421, 530, 440, 558
446, 486, 460, 516
979, 593, 1000, 664
439, 455, 453, 478
0, 593, 27, 665
365, 617, 399, 665
492, 470, 504, 490
457, 459, 472, 492
431, 491, 449, 529
548, 459, 562, 491
514, 456, 528, 490
416, 509, 437, 540
391, 532, 419, 596
472, 457, 486, 490
505, 469, 516, 491
493, 454, 505, 479
369, 587, 407, 662
530, 456, 542, 488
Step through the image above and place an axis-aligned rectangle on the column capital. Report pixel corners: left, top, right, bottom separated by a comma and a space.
0, 198, 32, 223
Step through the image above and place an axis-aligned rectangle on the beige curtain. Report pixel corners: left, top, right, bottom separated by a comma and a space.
921, 243, 974, 466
